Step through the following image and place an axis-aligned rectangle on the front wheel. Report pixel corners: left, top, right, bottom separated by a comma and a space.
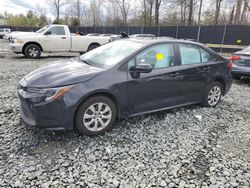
75, 96, 116, 136
203, 82, 223, 107
24, 44, 41, 58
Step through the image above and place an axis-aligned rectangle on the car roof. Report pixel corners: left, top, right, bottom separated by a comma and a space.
125, 37, 205, 47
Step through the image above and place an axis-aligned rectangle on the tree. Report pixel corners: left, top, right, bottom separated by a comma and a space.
38, 15, 48, 27
49, 0, 66, 21
228, 5, 235, 24
214, 0, 223, 25
140, 0, 154, 26
234, 0, 243, 24
155, 0, 162, 26
112, 0, 131, 25
240, 0, 249, 23
198, 0, 203, 25
187, 0, 194, 25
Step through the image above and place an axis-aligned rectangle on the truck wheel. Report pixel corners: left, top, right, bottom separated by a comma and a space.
75, 95, 116, 136
88, 44, 100, 51
24, 44, 41, 58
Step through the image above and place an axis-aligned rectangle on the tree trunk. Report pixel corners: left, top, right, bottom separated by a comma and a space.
198, 0, 203, 25
184, 0, 187, 25
228, 5, 235, 24
240, 0, 248, 23
187, 0, 193, 25
234, 0, 243, 24
214, 0, 223, 25
155, 0, 161, 26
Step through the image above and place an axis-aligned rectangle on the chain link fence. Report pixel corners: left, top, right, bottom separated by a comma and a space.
1, 25, 250, 46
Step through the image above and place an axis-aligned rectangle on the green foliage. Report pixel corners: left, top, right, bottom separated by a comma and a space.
6, 10, 48, 27
70, 17, 80, 27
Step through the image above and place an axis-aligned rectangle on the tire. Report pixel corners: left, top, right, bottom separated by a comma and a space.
24, 44, 41, 58
87, 43, 100, 51
203, 82, 223, 107
75, 95, 117, 136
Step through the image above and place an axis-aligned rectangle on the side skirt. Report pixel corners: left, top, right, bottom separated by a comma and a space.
127, 102, 199, 118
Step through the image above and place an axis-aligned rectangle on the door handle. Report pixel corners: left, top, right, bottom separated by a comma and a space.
203, 67, 211, 71
168, 72, 180, 77
61, 37, 67, 39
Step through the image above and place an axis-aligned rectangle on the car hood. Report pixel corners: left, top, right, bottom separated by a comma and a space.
11, 32, 37, 38
21, 58, 104, 88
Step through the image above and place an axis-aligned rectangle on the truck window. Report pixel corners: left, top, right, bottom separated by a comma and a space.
48, 26, 65, 35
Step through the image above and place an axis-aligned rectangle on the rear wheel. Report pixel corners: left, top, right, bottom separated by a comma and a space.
87, 43, 100, 51
203, 82, 223, 107
75, 96, 116, 136
24, 44, 41, 58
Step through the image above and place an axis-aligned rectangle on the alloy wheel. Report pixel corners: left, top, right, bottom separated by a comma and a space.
83, 102, 112, 132
208, 85, 221, 106
28, 47, 39, 57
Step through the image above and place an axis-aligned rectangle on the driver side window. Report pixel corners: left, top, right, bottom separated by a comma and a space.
47, 26, 65, 35
128, 43, 175, 70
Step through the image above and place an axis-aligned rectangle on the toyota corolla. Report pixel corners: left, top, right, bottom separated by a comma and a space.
18, 39, 232, 136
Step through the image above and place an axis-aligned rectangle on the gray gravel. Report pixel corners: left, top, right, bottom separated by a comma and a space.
0, 40, 249, 187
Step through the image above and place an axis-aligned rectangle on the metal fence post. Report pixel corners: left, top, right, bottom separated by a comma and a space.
158, 25, 161, 37
128, 26, 130, 35
220, 25, 227, 53
176, 26, 179, 39
141, 26, 144, 34
197, 25, 201, 41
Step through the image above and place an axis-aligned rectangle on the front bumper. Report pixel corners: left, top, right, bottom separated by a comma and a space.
18, 89, 75, 130
9, 43, 23, 53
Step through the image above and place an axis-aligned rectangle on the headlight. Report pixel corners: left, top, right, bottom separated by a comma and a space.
14, 39, 24, 44
26, 85, 74, 103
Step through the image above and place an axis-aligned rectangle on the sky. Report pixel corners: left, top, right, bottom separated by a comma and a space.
0, 0, 54, 18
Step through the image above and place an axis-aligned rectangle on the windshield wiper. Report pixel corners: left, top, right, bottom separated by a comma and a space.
79, 58, 93, 66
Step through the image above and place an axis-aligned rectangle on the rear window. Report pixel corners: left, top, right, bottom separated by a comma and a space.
179, 44, 216, 65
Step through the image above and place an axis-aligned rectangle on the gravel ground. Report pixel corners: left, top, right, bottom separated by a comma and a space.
0, 40, 249, 188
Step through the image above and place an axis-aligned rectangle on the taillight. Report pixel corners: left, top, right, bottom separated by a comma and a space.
229, 55, 241, 61
227, 62, 233, 69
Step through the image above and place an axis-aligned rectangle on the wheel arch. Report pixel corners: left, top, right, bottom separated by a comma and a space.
87, 42, 100, 51
211, 77, 226, 95
73, 91, 121, 129
22, 42, 43, 54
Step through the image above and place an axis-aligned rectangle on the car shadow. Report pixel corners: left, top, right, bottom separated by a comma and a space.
233, 77, 250, 86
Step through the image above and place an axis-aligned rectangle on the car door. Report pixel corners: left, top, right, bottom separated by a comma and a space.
174, 43, 217, 104
42, 26, 71, 52
127, 43, 184, 115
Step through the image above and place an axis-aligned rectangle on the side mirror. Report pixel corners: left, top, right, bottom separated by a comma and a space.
44, 31, 51, 35
130, 63, 153, 73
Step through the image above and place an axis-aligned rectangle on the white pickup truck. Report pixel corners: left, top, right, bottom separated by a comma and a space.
9, 24, 113, 58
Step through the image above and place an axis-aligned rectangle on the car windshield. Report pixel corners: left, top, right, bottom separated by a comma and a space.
80, 40, 144, 67
0, 29, 4, 32
36, 25, 50, 33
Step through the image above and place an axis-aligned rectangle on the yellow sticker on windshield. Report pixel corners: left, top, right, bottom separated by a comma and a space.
156, 53, 164, 61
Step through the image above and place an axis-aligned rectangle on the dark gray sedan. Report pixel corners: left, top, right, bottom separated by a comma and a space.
230, 46, 250, 79
18, 39, 232, 136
